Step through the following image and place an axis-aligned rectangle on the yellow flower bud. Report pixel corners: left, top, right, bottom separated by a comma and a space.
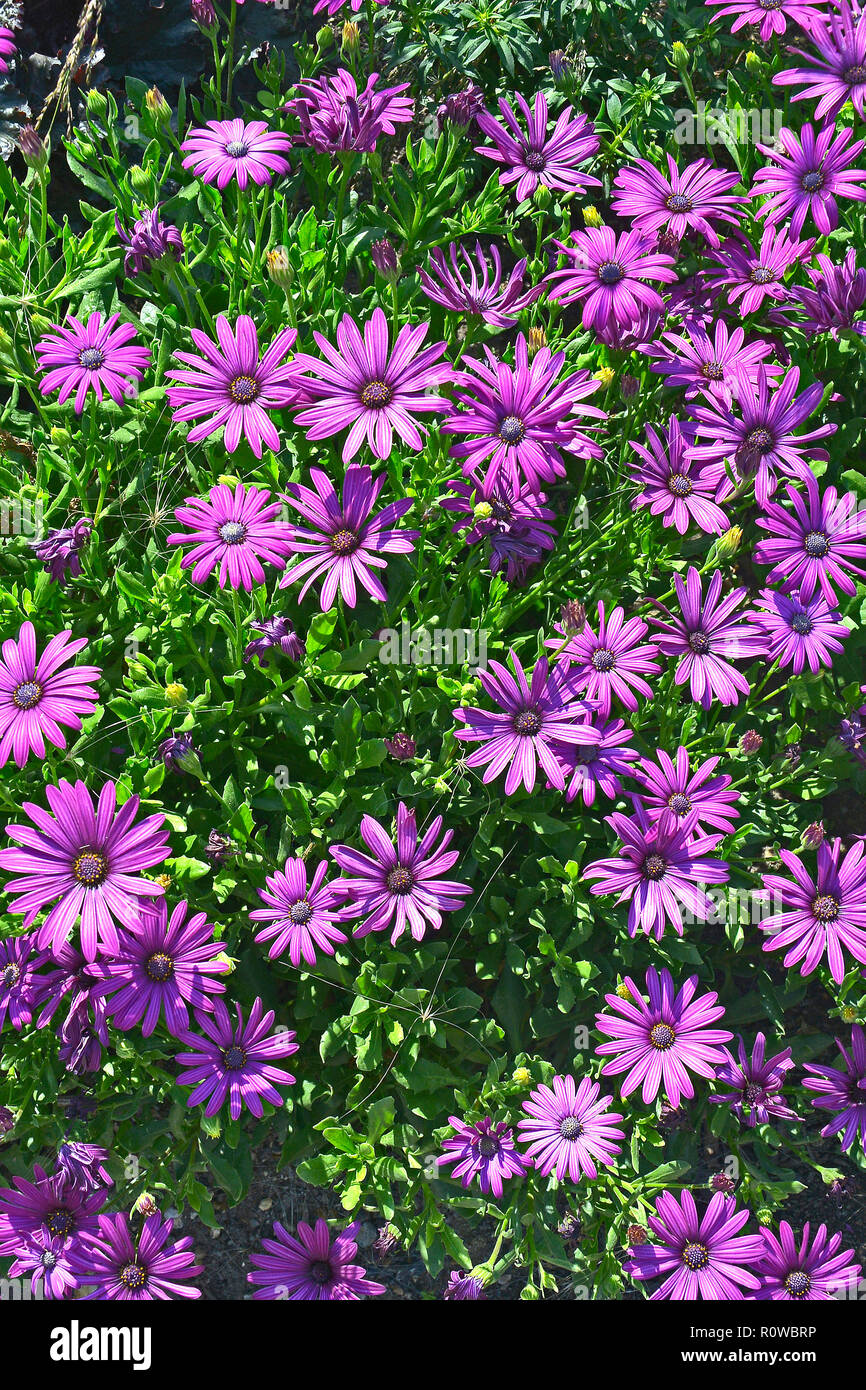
595, 367, 615, 389
582, 205, 603, 228
512, 1066, 531, 1086
528, 326, 547, 359
717, 525, 743, 557
164, 682, 188, 708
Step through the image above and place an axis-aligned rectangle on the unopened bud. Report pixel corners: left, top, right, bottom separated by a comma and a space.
802, 821, 825, 848
740, 730, 763, 755
371, 237, 398, 280
265, 245, 294, 290
341, 21, 360, 55
85, 89, 108, 119
620, 374, 639, 399
582, 205, 603, 228
672, 41, 689, 71
128, 164, 151, 192
133, 1192, 158, 1218
560, 600, 586, 636
19, 124, 49, 171
512, 1066, 531, 1086
710, 1173, 735, 1193
527, 325, 546, 359
745, 50, 762, 76
533, 182, 552, 209
164, 682, 188, 708
316, 25, 334, 51
191, 0, 218, 31
145, 87, 171, 123
717, 524, 743, 557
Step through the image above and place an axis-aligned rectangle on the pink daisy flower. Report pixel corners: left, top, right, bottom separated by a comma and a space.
474, 90, 601, 203
34, 312, 149, 414
545, 601, 662, 720
168, 483, 293, 591
180, 118, 291, 190
612, 155, 746, 248
0, 623, 100, 769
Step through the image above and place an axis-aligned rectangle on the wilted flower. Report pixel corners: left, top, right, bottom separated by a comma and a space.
116, 206, 183, 278
383, 731, 415, 761
243, 616, 305, 667
204, 831, 238, 868
740, 730, 763, 754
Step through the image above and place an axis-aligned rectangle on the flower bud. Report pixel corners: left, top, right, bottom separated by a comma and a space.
620, 373, 639, 399
533, 182, 552, 209
755, 1208, 774, 1226
595, 366, 615, 389
582, 204, 603, 228
316, 25, 334, 51
672, 41, 689, 71
840, 1005, 858, 1024
802, 820, 825, 848
473, 501, 493, 521
128, 164, 151, 193
265, 245, 294, 290
710, 1173, 735, 1193
191, 0, 218, 31
548, 50, 569, 82
85, 89, 108, 119
740, 730, 763, 755
132, 1192, 159, 1218
717, 524, 743, 557
19, 124, 49, 171
50, 426, 72, 447
341, 21, 360, 56
527, 325, 546, 359
145, 87, 171, 123
164, 682, 188, 708
745, 50, 762, 76
371, 237, 399, 280
512, 1066, 531, 1086
560, 600, 586, 636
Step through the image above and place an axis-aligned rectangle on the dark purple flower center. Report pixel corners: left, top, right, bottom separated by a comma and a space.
650, 1021, 676, 1050
689, 629, 711, 655
1, 963, 20, 988
559, 1115, 583, 1140
41, 1251, 57, 1269
745, 427, 773, 453
12, 679, 43, 710
361, 379, 392, 409
643, 853, 667, 881
78, 347, 106, 370
523, 148, 547, 172
513, 707, 542, 736
598, 260, 625, 285
229, 374, 260, 404
490, 498, 512, 522
289, 899, 313, 924
386, 866, 414, 895
804, 529, 830, 558
331, 528, 359, 555
119, 1262, 148, 1291
222, 1045, 247, 1070
682, 1241, 710, 1271
843, 64, 866, 85
218, 521, 248, 545
144, 951, 174, 983
477, 1136, 499, 1158
811, 893, 840, 922
45, 1208, 74, 1240
665, 193, 693, 213
73, 849, 108, 886
591, 647, 616, 673
750, 265, 774, 284
801, 169, 824, 194
667, 792, 692, 816
785, 1270, 812, 1297
744, 1081, 764, 1104
700, 361, 725, 381
574, 745, 598, 766
668, 473, 693, 498
498, 414, 527, 445
309, 1260, 332, 1284
225, 141, 250, 159
791, 611, 813, 636
758, 0, 783, 8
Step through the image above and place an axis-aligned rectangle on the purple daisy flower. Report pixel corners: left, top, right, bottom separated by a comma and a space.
0, 932, 48, 1032
773, 247, 866, 338
278, 465, 416, 609
756, 1220, 862, 1300
803, 1026, 866, 1158
754, 471, 866, 604
704, 0, 829, 40
633, 746, 740, 837
761, 837, 866, 984
545, 226, 677, 331
419, 240, 540, 327
437, 84, 485, 130
452, 648, 601, 796
709, 1032, 799, 1127
628, 418, 729, 536
55, 1143, 113, 1196
291, 307, 450, 462
545, 601, 662, 720
517, 1074, 625, 1181
0, 779, 170, 962
34, 312, 149, 414
0, 26, 15, 72
248, 1219, 386, 1300
443, 1271, 487, 1299
595, 966, 733, 1106
31, 941, 96, 1028
31, 517, 92, 586
612, 155, 746, 249
623, 1189, 763, 1299
180, 117, 291, 190
753, 586, 849, 673
250, 856, 348, 966
648, 567, 766, 708
165, 315, 298, 457
583, 802, 729, 940
243, 615, 305, 666
313, 0, 389, 13
772, 1, 866, 122
330, 801, 472, 945
704, 226, 815, 316
175, 997, 298, 1120
442, 333, 605, 498
474, 90, 600, 203
67, 1211, 202, 1300
86, 899, 228, 1039
0, 1163, 105, 1256
437, 1115, 527, 1197
285, 69, 412, 155
642, 319, 781, 406
0, 623, 99, 770
752, 122, 866, 238
115, 205, 183, 278
441, 480, 557, 582
157, 732, 202, 776
552, 714, 639, 807
8, 1232, 78, 1300
167, 483, 293, 591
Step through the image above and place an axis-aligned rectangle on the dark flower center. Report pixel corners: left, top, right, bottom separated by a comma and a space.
78, 347, 106, 371
665, 193, 693, 213
750, 265, 774, 284
41, 1251, 57, 1269
45, 1208, 74, 1240
144, 951, 174, 983
843, 64, 866, 85
225, 141, 250, 158
490, 498, 512, 522
218, 521, 247, 545
289, 900, 313, 924
758, 0, 783, 8
801, 170, 824, 194
331, 528, 358, 555
559, 1116, 583, 1141
229, 374, 260, 404
73, 849, 108, 886
745, 427, 773, 453
804, 529, 830, 558
785, 1270, 812, 1297
1, 963, 20, 988
12, 679, 43, 710
668, 473, 693, 498
575, 745, 598, 766
386, 866, 414, 895
119, 1262, 148, 1291
643, 853, 667, 881
791, 611, 813, 636
513, 707, 542, 736
701, 361, 725, 381
682, 1241, 710, 1271
361, 379, 392, 409
744, 1081, 764, 1104
591, 647, 616, 673
650, 1021, 676, 1050
668, 792, 692, 816
689, 629, 711, 655
812, 893, 840, 923
598, 260, 625, 285
310, 1260, 332, 1284
477, 1136, 499, 1158
498, 415, 526, 445
222, 1045, 247, 1070
524, 149, 547, 172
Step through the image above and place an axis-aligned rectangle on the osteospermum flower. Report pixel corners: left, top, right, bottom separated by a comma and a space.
545, 226, 677, 331
442, 333, 605, 497
277, 465, 417, 609
629, 418, 728, 537
443, 1272, 487, 1299
0, 622, 100, 769
775, 247, 866, 338
803, 1026, 866, 1158
703, 226, 815, 315
437, 1116, 526, 1197
649, 567, 766, 708
248, 1219, 386, 1300
67, 1212, 202, 1300
612, 155, 746, 248
772, 0, 866, 122
760, 837, 866, 984
0, 27, 15, 72
419, 241, 540, 327
441, 480, 557, 582
31, 517, 92, 586
0, 1163, 105, 1256
704, 0, 828, 40
0, 933, 48, 1033
595, 966, 732, 1106
250, 857, 348, 966
642, 319, 780, 406
517, 1075, 625, 1181
752, 123, 866, 238
754, 470, 866, 605
8, 1232, 78, 1300
180, 118, 291, 189
314, 0, 389, 11
544, 601, 662, 720
115, 205, 183, 277
632, 746, 740, 837
452, 649, 601, 796
756, 1220, 862, 1300
167, 483, 293, 591
753, 587, 849, 674
285, 69, 412, 154
330, 802, 472, 945
552, 714, 640, 807
175, 997, 298, 1120
291, 308, 450, 461
34, 312, 149, 413
623, 1190, 763, 1299
583, 803, 729, 940
0, 779, 170, 962
165, 315, 298, 457
55, 1142, 113, 1196
243, 615, 305, 667
709, 1032, 799, 1128
474, 90, 600, 203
